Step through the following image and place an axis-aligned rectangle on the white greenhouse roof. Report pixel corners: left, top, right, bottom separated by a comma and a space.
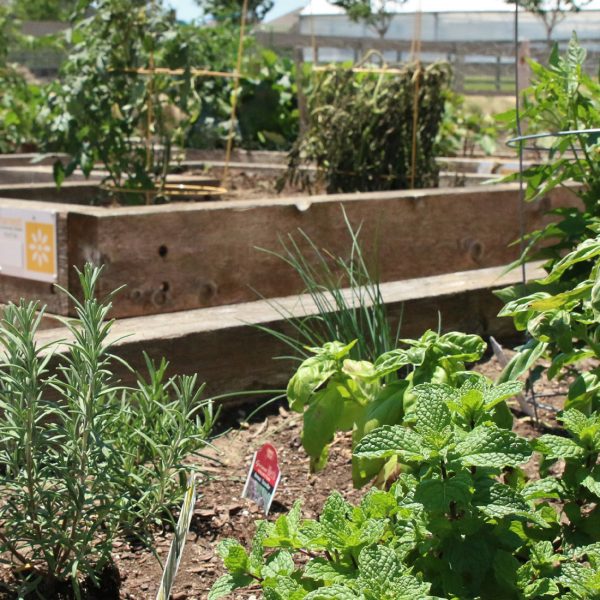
300, 0, 600, 16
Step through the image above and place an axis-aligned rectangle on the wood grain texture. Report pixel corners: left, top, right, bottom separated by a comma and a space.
1, 184, 579, 318
35, 263, 543, 398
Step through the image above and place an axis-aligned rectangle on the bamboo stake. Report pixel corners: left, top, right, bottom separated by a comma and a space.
223, 0, 249, 187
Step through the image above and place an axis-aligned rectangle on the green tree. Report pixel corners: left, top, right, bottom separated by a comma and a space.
11, 0, 80, 21
0, 5, 20, 64
333, 0, 406, 39
507, 0, 592, 44
196, 0, 274, 24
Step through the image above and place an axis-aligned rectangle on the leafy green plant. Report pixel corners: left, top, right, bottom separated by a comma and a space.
0, 4, 22, 67
287, 330, 486, 486
104, 354, 215, 535
499, 34, 600, 273
0, 265, 214, 597
42, 0, 201, 203
530, 408, 600, 544
0, 5, 45, 153
196, 0, 274, 24
184, 27, 299, 151
283, 62, 451, 194
210, 378, 600, 599
0, 67, 43, 153
498, 234, 600, 414
436, 92, 498, 157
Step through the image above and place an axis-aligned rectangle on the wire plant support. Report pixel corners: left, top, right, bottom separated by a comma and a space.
507, 128, 600, 151
508, 2, 600, 424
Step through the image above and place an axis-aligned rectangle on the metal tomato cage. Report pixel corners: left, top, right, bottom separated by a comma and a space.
507, 3, 600, 422
103, 0, 252, 203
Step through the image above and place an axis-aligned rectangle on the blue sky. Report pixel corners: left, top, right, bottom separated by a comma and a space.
167, 0, 307, 22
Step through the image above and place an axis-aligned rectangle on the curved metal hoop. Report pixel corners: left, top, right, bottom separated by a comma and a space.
507, 128, 600, 151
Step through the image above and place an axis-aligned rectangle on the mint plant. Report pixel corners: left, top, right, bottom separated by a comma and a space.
287, 331, 485, 486
526, 408, 600, 543
0, 265, 214, 596
498, 235, 600, 414
210, 379, 600, 599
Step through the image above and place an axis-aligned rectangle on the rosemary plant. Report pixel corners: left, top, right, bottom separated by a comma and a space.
0, 265, 214, 597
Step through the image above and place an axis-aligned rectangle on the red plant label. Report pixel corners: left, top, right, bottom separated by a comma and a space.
242, 443, 281, 515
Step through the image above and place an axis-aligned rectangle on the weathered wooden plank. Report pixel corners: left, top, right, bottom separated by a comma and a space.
0, 184, 579, 318
35, 263, 544, 397
74, 184, 575, 317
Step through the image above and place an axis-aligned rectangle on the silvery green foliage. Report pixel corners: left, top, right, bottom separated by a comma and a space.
0, 265, 214, 597
211, 379, 600, 599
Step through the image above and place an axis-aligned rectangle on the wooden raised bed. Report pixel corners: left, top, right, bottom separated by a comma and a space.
36, 263, 545, 395
0, 182, 578, 319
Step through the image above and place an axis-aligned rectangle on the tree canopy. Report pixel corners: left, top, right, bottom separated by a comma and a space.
10, 0, 80, 21
332, 0, 406, 39
507, 0, 592, 42
195, 0, 274, 24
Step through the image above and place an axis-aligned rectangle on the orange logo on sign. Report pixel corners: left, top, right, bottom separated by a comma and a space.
25, 222, 55, 275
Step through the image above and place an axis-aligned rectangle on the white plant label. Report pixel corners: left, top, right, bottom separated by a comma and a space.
0, 208, 58, 283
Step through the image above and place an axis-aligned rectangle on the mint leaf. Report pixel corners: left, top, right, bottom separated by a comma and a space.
581, 471, 600, 499
483, 381, 524, 410
304, 585, 360, 599
262, 550, 295, 579
412, 384, 452, 437
320, 492, 353, 548
522, 477, 565, 501
358, 545, 404, 593
263, 575, 307, 599
523, 577, 560, 598
414, 473, 472, 513
353, 425, 425, 462
534, 434, 585, 459
474, 482, 543, 525
456, 425, 532, 468
217, 540, 248, 573
560, 409, 590, 436
304, 558, 356, 584
208, 573, 254, 600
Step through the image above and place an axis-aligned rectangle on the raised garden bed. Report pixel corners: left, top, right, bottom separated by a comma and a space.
0, 183, 578, 319
34, 262, 545, 396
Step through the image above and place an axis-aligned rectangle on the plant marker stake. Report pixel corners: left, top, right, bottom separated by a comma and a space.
156, 474, 197, 600
242, 443, 281, 515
